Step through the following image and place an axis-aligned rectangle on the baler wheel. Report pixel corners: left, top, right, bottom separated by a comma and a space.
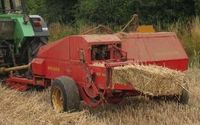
51, 86, 64, 113
179, 89, 189, 104
51, 77, 80, 113
149, 88, 189, 105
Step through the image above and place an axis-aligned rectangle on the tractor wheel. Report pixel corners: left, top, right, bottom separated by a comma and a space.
51, 77, 80, 113
20, 37, 47, 65
178, 89, 189, 105
27, 37, 47, 62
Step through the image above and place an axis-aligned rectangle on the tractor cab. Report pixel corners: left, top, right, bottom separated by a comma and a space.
0, 0, 23, 13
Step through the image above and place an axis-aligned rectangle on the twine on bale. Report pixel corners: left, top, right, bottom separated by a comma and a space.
112, 64, 188, 96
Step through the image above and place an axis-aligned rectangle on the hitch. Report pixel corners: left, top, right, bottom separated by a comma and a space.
0, 64, 30, 74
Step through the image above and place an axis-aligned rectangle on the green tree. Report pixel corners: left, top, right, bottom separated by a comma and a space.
194, 0, 200, 15
44, 0, 78, 23
76, 0, 196, 26
26, 0, 198, 26
26, 0, 45, 15
76, 0, 135, 26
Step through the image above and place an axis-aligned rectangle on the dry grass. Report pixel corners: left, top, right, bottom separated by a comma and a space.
0, 68, 199, 125
167, 17, 200, 67
48, 23, 76, 42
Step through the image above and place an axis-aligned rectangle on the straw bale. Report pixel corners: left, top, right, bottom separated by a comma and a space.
112, 64, 187, 96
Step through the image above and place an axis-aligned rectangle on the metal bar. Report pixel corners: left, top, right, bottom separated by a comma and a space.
7, 76, 34, 85
121, 14, 139, 32
0, 64, 30, 73
105, 61, 134, 68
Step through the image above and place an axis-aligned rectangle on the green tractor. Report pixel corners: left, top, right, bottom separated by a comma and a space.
0, 0, 48, 69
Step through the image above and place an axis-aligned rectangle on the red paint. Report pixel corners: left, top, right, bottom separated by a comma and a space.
122, 32, 188, 71
6, 77, 34, 91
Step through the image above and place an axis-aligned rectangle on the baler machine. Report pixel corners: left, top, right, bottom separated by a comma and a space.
2, 33, 189, 112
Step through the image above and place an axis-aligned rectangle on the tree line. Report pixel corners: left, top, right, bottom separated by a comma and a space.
26, 0, 199, 26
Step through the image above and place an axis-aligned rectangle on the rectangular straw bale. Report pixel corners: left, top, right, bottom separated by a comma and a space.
112, 64, 187, 96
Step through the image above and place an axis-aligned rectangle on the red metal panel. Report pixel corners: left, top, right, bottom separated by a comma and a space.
110, 84, 134, 90
40, 59, 71, 79
122, 32, 188, 71
69, 37, 85, 60
70, 61, 86, 85
147, 59, 188, 71
90, 66, 107, 89
37, 37, 70, 61
31, 58, 45, 75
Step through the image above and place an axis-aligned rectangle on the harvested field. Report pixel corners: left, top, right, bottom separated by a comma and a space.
0, 68, 199, 125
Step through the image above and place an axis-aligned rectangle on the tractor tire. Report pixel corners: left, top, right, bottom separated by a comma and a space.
20, 37, 47, 65
179, 89, 189, 105
27, 37, 47, 62
51, 76, 80, 113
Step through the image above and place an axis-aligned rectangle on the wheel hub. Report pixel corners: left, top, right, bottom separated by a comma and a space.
51, 87, 64, 113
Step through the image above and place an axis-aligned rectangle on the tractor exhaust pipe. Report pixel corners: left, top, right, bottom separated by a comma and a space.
0, 64, 30, 73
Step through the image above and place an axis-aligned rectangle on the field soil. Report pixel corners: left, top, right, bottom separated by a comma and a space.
0, 68, 200, 125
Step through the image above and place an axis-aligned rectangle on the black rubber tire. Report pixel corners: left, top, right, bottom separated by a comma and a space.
51, 76, 80, 112
27, 37, 47, 62
148, 89, 189, 105
179, 89, 189, 105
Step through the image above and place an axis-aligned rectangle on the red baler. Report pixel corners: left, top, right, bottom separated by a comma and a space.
5, 33, 188, 112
